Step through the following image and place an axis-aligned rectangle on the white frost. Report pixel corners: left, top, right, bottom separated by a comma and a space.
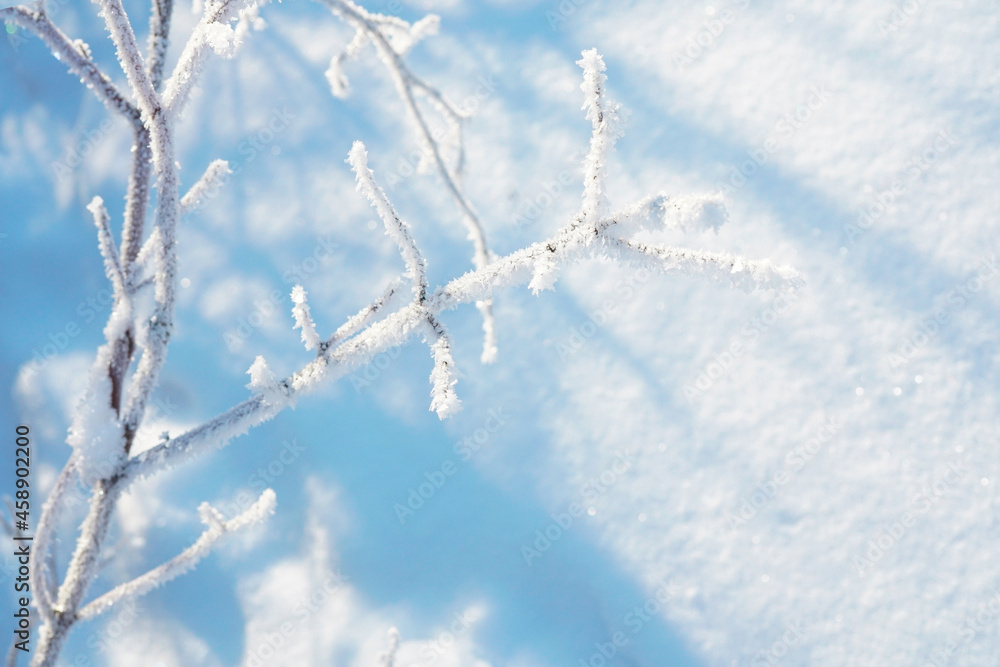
426, 327, 461, 419
200, 22, 237, 58
77, 489, 277, 620
577, 48, 622, 226
246, 355, 278, 392
528, 255, 560, 294
290, 285, 321, 351
662, 193, 729, 232
66, 345, 125, 485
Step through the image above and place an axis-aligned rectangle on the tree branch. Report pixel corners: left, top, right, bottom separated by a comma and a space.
146, 0, 174, 92
179, 159, 231, 215
575, 49, 622, 229
349, 141, 428, 301
33, 480, 121, 667
29, 461, 76, 626
87, 197, 127, 300
76, 489, 276, 620
10, 7, 803, 658
424, 315, 461, 419
290, 286, 322, 352
323, 275, 404, 351
161, 0, 266, 118
122, 191, 801, 487
320, 0, 498, 362
0, 6, 142, 129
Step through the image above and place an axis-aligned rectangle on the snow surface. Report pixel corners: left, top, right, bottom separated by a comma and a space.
2, 0, 999, 665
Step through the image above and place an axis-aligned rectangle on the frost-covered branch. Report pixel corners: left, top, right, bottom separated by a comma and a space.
122, 186, 800, 486
134, 227, 162, 278
569, 49, 622, 232
30, 3, 186, 663
29, 461, 77, 625
350, 141, 428, 301
161, 0, 267, 117
76, 490, 276, 620
179, 159, 231, 215
146, 0, 174, 92
0, 6, 143, 128
324, 276, 404, 350
325, 27, 368, 98
66, 346, 125, 486
115, 59, 801, 476
291, 286, 322, 352
246, 355, 279, 393
87, 197, 127, 301
320, 0, 497, 362
351, 141, 465, 415
94, 0, 160, 122
33, 480, 121, 666
91, 0, 180, 456
11, 0, 801, 657
120, 132, 154, 283
424, 316, 462, 419
605, 236, 803, 293
379, 627, 400, 667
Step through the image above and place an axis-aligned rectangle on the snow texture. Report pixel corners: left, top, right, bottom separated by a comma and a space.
65, 346, 125, 486
425, 318, 462, 419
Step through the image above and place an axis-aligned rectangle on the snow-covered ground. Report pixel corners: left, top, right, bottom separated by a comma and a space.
2, 0, 999, 665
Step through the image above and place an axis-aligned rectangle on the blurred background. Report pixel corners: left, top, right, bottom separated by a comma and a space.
2, 0, 999, 664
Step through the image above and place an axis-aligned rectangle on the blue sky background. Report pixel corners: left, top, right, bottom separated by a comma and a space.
2, 1, 1000, 665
